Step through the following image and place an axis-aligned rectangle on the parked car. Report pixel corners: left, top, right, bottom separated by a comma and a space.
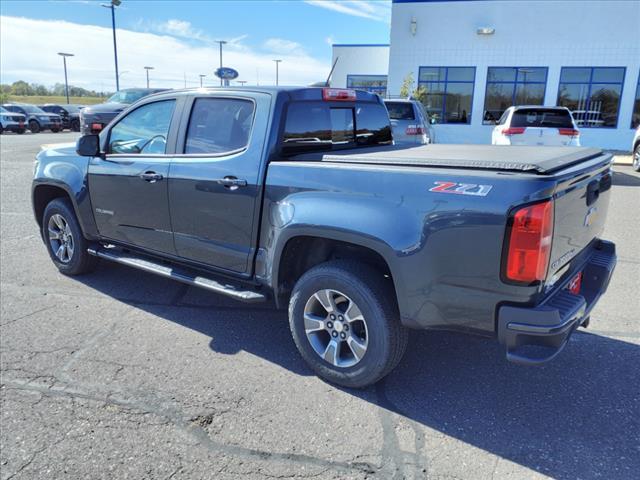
571, 110, 606, 128
39, 104, 82, 131
2, 103, 62, 133
384, 99, 434, 144
32, 87, 616, 387
492, 106, 580, 146
0, 106, 27, 134
632, 126, 640, 172
80, 88, 168, 134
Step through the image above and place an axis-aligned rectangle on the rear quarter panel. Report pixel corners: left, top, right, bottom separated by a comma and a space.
260, 161, 557, 334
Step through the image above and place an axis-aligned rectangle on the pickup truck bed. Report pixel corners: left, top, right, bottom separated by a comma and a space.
295, 144, 606, 174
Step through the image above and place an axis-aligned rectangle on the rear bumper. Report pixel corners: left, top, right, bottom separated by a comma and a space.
498, 240, 616, 365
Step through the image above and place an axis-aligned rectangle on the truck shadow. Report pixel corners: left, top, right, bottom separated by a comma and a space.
75, 263, 640, 479
612, 168, 640, 187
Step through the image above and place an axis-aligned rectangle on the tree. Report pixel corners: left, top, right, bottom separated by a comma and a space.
10, 80, 32, 96
399, 72, 415, 98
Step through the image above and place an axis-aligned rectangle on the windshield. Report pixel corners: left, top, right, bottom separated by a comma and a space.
63, 105, 81, 113
20, 104, 46, 114
107, 90, 154, 104
0, 107, 7, 113
385, 102, 416, 120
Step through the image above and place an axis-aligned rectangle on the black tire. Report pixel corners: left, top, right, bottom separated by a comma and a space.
633, 145, 640, 172
42, 198, 98, 275
16, 128, 25, 135
0, 125, 3, 134
51, 127, 60, 133
28, 120, 40, 133
289, 260, 408, 388
71, 119, 80, 132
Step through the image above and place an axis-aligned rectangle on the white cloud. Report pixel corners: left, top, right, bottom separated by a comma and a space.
305, 0, 391, 23
0, 16, 329, 90
263, 38, 306, 56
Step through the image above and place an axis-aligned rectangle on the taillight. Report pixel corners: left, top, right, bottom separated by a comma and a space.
405, 125, 426, 135
91, 123, 103, 131
504, 200, 554, 283
558, 128, 580, 137
501, 127, 525, 136
322, 88, 356, 101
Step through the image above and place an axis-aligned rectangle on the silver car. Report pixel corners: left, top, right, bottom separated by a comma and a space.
384, 99, 435, 145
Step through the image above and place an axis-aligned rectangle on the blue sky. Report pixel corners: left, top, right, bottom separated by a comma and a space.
0, 0, 391, 90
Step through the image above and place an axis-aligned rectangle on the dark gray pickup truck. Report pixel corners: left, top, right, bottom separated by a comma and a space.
32, 87, 616, 387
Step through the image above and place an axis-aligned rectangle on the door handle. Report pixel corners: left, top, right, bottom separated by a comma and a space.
216, 176, 247, 190
139, 171, 163, 183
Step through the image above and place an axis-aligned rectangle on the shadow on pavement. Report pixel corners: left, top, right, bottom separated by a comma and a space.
74, 262, 640, 479
612, 169, 640, 187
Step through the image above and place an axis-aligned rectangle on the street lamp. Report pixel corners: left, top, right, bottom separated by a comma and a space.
101, 0, 122, 91
199, 74, 206, 87
215, 40, 227, 86
273, 59, 282, 86
57, 52, 74, 104
144, 66, 154, 88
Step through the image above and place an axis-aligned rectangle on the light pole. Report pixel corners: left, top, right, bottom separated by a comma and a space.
215, 40, 227, 86
273, 59, 282, 86
57, 52, 74, 104
101, 0, 122, 91
199, 74, 206, 87
144, 66, 154, 88
237, 80, 247, 86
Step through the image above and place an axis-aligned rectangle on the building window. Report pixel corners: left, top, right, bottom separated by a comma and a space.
557, 67, 625, 128
417, 67, 475, 124
482, 67, 547, 125
346, 75, 387, 97
632, 71, 640, 129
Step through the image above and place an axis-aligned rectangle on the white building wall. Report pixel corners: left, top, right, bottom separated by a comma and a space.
388, 0, 640, 149
330, 44, 390, 88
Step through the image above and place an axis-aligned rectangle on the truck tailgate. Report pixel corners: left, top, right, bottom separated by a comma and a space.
547, 157, 613, 278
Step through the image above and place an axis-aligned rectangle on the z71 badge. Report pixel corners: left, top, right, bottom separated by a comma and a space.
429, 181, 493, 197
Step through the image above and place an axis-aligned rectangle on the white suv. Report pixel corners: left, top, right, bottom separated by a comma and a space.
492, 106, 580, 147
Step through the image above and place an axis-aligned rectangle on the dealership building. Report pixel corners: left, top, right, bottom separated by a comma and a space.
331, 0, 640, 150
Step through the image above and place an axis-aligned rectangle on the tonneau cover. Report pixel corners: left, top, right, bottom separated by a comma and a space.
294, 144, 607, 174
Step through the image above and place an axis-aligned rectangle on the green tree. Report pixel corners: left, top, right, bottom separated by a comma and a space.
10, 80, 32, 96
399, 72, 415, 98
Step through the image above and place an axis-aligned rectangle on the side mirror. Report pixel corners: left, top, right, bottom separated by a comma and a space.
76, 134, 101, 157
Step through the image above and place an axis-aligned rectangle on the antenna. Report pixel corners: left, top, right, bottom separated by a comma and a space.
325, 56, 339, 87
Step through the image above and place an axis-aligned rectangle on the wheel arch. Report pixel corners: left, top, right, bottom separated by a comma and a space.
271, 231, 401, 311
32, 182, 97, 240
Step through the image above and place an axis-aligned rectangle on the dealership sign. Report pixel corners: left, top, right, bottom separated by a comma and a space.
215, 67, 239, 80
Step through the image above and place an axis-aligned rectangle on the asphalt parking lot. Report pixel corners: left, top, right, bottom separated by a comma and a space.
1, 131, 638, 480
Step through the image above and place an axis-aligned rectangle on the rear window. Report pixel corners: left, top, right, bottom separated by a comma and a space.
384, 102, 415, 120
511, 109, 574, 128
282, 101, 391, 155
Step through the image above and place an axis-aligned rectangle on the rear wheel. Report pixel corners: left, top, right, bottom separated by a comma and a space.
42, 198, 97, 275
633, 145, 640, 172
289, 260, 408, 388
28, 120, 40, 133
71, 119, 80, 132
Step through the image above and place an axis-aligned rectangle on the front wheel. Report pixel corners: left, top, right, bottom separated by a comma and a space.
633, 145, 640, 172
28, 120, 40, 133
42, 198, 97, 275
289, 261, 408, 388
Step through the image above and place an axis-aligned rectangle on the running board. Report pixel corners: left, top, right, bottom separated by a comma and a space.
88, 247, 266, 303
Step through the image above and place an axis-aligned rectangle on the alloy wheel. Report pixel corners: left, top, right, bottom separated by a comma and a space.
48, 214, 74, 263
303, 289, 369, 368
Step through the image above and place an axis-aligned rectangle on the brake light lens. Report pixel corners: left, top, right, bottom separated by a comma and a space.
558, 128, 580, 136
405, 125, 426, 135
322, 88, 356, 101
91, 123, 103, 131
505, 200, 554, 283
502, 127, 525, 136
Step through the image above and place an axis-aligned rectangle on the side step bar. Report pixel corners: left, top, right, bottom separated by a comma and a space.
88, 247, 266, 303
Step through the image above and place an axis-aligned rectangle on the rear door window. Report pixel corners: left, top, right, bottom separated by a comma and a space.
385, 102, 415, 120
185, 98, 255, 154
511, 109, 574, 128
